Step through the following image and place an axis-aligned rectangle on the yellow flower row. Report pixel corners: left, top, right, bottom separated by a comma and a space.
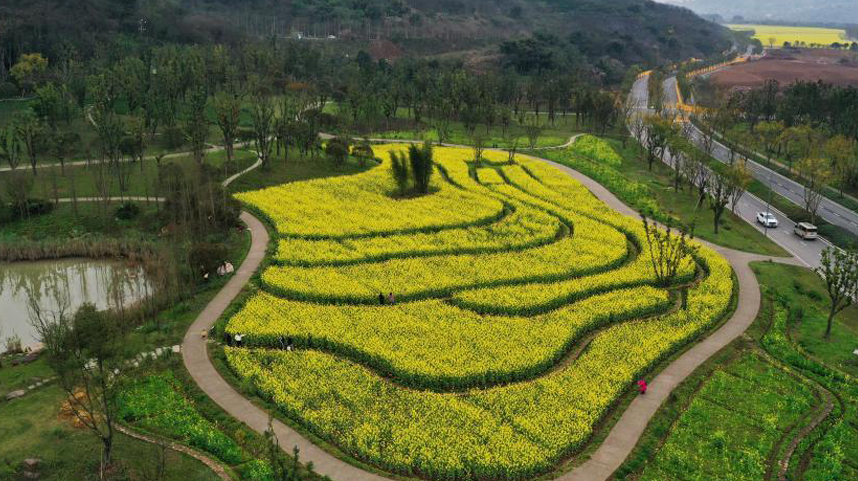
226, 245, 734, 481
273, 200, 563, 266
236, 144, 505, 239
226, 286, 671, 390
261, 225, 628, 303
476, 167, 506, 185
451, 249, 696, 316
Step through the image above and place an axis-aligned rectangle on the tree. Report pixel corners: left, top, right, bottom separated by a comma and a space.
389, 150, 410, 197
33, 303, 128, 472
796, 157, 831, 224
708, 166, 742, 234
643, 116, 670, 171
50, 131, 80, 173
409, 143, 434, 195
10, 53, 48, 93
325, 135, 351, 167
352, 140, 375, 168
824, 135, 857, 197
524, 116, 543, 150
183, 87, 210, 165
0, 125, 23, 171
641, 216, 699, 288
214, 92, 241, 162
14, 111, 45, 176
3, 171, 34, 219
34, 83, 63, 130
91, 105, 128, 191
471, 132, 486, 166
815, 248, 858, 339
263, 418, 313, 481
725, 163, 748, 215
250, 95, 276, 169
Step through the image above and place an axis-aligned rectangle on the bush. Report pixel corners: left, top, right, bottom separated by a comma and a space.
115, 202, 141, 220
0, 82, 18, 99
162, 126, 184, 150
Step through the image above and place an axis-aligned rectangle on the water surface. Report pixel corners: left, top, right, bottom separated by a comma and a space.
0, 258, 151, 350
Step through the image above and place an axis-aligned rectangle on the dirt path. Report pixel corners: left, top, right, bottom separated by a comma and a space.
116, 424, 233, 481
179, 148, 804, 481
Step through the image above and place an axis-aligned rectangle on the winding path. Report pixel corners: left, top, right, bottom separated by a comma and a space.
180, 149, 803, 481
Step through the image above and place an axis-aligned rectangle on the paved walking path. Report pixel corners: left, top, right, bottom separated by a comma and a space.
180, 150, 804, 481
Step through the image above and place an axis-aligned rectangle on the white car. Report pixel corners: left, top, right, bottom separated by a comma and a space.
756, 212, 778, 228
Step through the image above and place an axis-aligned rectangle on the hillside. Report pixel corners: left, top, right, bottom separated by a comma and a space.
0, 0, 732, 83
657, 0, 858, 25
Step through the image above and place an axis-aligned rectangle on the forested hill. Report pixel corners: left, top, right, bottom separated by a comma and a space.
0, 0, 732, 83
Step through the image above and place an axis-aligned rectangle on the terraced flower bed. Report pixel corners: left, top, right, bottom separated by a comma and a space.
223, 143, 736, 480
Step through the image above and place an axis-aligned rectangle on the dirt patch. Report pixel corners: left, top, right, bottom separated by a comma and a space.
709, 49, 858, 88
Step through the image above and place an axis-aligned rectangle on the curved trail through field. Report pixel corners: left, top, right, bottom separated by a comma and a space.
178, 146, 803, 481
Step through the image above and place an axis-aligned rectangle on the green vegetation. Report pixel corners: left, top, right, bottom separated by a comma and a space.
639, 353, 817, 480
530, 137, 788, 256
0, 381, 221, 481
617, 260, 858, 481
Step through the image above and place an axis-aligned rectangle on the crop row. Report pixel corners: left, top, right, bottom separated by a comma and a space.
273, 200, 563, 266
236, 144, 505, 239
226, 286, 671, 390
226, 247, 734, 480
260, 226, 628, 303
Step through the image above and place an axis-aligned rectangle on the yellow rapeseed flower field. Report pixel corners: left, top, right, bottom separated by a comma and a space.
225, 141, 735, 480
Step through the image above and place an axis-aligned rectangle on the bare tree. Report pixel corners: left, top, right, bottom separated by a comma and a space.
642, 216, 699, 288
524, 116, 542, 150
815, 248, 858, 339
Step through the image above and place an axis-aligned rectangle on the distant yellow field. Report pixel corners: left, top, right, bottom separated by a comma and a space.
727, 24, 849, 47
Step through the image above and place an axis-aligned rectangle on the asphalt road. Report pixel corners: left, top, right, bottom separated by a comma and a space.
632, 76, 828, 269
661, 76, 858, 239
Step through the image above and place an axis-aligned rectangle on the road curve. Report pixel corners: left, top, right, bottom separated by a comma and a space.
179, 146, 802, 481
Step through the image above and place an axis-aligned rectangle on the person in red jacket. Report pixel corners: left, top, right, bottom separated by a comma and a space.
637, 379, 648, 395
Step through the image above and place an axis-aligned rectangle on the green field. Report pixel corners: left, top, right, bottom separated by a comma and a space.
727, 24, 850, 47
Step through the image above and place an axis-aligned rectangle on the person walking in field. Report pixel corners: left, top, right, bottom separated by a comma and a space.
637, 379, 648, 395
379, 292, 385, 305
387, 292, 395, 305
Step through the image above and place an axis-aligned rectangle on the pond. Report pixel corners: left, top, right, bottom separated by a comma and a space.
0, 258, 152, 351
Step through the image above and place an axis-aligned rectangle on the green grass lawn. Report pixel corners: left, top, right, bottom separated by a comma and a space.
228, 152, 374, 193
752, 261, 858, 378
0, 383, 220, 481
3, 149, 257, 201
532, 138, 789, 256
0, 202, 163, 241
